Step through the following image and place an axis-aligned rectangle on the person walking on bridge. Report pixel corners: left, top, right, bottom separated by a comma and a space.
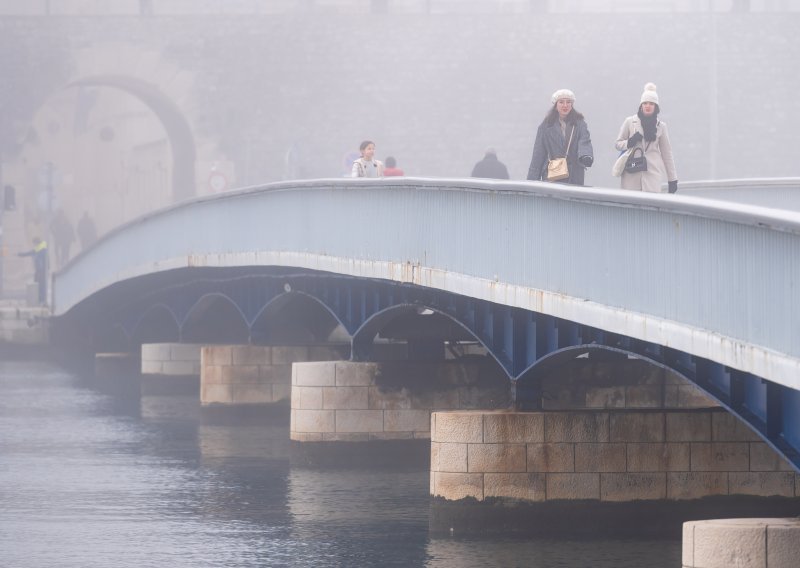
18, 237, 48, 306
383, 156, 404, 177
471, 148, 510, 179
614, 83, 678, 193
351, 140, 384, 178
527, 89, 594, 186
77, 211, 98, 251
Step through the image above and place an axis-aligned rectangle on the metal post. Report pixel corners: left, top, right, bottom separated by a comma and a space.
709, 12, 719, 179
0, 156, 4, 299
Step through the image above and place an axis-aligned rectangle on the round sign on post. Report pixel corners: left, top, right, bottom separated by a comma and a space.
208, 171, 228, 193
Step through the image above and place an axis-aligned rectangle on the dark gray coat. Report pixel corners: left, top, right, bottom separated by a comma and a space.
471, 154, 510, 179
527, 118, 593, 186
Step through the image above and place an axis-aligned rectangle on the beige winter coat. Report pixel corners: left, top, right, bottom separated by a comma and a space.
615, 115, 677, 193
351, 158, 385, 178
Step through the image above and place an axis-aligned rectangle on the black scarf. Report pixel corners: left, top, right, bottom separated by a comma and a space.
638, 109, 658, 142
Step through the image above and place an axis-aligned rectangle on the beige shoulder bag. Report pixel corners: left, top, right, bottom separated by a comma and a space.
547, 125, 574, 182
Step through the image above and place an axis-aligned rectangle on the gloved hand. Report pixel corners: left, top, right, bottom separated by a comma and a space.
578, 155, 593, 167
627, 132, 643, 148
668, 180, 678, 194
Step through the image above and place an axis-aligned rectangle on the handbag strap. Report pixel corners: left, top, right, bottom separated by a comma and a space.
565, 124, 575, 155
547, 123, 576, 161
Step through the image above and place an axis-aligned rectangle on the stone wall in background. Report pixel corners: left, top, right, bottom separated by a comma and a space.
1, 13, 798, 191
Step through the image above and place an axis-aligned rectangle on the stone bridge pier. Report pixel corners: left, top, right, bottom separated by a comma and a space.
427, 356, 800, 536
289, 357, 510, 465
200, 344, 350, 407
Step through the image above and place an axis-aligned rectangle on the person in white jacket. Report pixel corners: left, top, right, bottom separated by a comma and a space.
351, 140, 384, 178
615, 83, 678, 193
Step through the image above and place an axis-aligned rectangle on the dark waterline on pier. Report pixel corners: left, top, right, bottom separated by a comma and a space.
0, 361, 681, 567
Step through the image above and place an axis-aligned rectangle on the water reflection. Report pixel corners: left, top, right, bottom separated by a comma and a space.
0, 360, 681, 567
425, 537, 681, 567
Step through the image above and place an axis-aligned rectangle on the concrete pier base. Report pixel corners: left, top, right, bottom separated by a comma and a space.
291, 360, 508, 441
0, 303, 49, 346
140, 343, 203, 394
290, 359, 508, 466
94, 352, 139, 380
429, 410, 800, 536
683, 518, 800, 568
201, 344, 348, 407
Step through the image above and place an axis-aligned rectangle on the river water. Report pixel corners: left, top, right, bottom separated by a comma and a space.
0, 360, 681, 567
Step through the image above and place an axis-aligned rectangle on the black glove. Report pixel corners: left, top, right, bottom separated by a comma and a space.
668, 180, 678, 194
627, 132, 643, 148
578, 155, 593, 168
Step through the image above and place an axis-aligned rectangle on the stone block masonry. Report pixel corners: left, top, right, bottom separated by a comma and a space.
431, 410, 799, 503
141, 343, 203, 377
683, 518, 800, 568
201, 344, 348, 406
141, 342, 207, 394
291, 360, 508, 442
0, 305, 49, 345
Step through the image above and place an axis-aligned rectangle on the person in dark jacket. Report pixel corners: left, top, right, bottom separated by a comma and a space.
471, 148, 509, 179
527, 88, 594, 186
77, 211, 98, 250
18, 237, 48, 305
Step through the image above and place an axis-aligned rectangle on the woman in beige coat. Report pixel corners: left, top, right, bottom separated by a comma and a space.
615, 83, 678, 193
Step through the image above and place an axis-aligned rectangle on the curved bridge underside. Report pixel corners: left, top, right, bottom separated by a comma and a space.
53, 178, 800, 470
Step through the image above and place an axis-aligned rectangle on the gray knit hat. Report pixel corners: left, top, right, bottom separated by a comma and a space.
551, 88, 575, 104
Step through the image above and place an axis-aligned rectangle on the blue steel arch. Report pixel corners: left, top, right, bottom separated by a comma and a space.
514, 343, 697, 406
516, 343, 800, 472
83, 269, 800, 471
181, 292, 249, 329
124, 302, 180, 340
351, 302, 507, 372
251, 290, 349, 343
179, 292, 252, 344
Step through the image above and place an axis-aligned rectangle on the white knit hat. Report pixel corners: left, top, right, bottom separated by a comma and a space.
640, 82, 659, 105
551, 88, 575, 105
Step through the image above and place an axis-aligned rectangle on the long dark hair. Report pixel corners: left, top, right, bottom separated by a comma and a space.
543, 104, 584, 127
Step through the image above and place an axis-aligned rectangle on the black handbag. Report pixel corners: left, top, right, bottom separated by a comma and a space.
624, 147, 647, 173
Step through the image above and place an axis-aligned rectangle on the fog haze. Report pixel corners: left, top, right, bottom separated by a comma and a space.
0, 0, 798, 257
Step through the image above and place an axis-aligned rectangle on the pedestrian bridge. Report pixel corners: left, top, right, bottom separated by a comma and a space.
53, 177, 800, 471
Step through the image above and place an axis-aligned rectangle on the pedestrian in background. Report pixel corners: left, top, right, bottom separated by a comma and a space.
615, 83, 678, 193
77, 211, 98, 251
351, 140, 384, 178
471, 148, 509, 180
49, 208, 75, 268
527, 89, 594, 186
18, 237, 48, 306
383, 156, 404, 177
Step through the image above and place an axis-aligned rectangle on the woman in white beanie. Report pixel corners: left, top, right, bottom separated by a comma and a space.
614, 83, 678, 193
527, 88, 594, 186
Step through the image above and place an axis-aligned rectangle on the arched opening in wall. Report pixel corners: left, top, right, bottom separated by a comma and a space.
515, 345, 718, 412
181, 294, 249, 344
250, 292, 347, 345
354, 304, 511, 410
6, 75, 195, 279
129, 304, 180, 347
